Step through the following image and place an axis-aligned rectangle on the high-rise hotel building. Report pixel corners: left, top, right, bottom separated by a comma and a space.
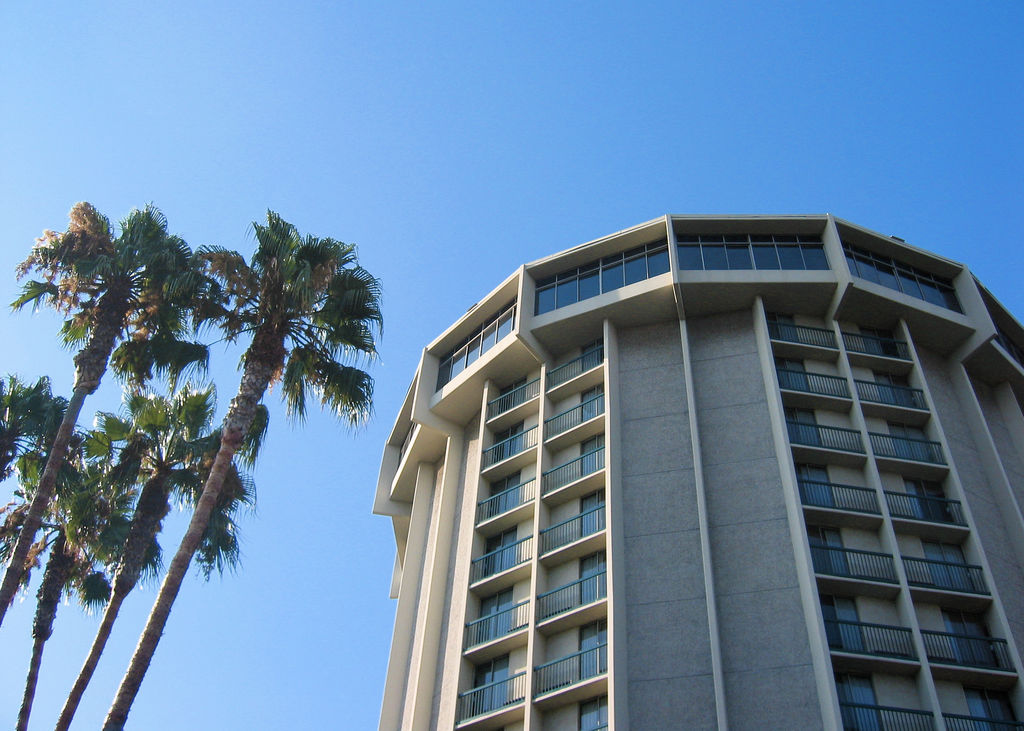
373, 215, 1024, 730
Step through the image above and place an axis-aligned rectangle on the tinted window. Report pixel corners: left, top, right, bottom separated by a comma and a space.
777, 245, 803, 269
556, 279, 578, 308
647, 248, 669, 275
702, 244, 728, 269
579, 270, 600, 300
623, 255, 647, 285
678, 245, 703, 269
801, 245, 829, 270
601, 262, 623, 291
753, 245, 780, 269
536, 287, 555, 314
726, 244, 752, 270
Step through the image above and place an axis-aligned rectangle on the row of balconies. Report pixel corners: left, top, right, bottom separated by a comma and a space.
812, 544, 989, 598
777, 367, 928, 411
769, 321, 911, 361
839, 702, 1024, 731
786, 421, 946, 465
799, 479, 966, 527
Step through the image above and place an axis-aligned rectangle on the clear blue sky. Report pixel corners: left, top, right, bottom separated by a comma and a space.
1, 2, 1021, 729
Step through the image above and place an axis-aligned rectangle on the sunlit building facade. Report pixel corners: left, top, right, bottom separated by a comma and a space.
374, 215, 1024, 730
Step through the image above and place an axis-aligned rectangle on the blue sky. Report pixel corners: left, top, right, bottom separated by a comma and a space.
1, 2, 1022, 729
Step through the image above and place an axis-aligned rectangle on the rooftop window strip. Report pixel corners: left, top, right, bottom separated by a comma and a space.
842, 240, 962, 312
995, 326, 1024, 368
534, 241, 669, 315
677, 233, 829, 272
436, 301, 517, 390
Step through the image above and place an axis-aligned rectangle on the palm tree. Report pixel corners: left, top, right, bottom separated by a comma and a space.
0, 375, 67, 481
104, 211, 382, 729
0, 203, 207, 625
55, 386, 265, 731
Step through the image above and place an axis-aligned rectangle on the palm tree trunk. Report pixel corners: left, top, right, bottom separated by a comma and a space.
57, 473, 171, 731
17, 533, 71, 731
0, 294, 124, 627
104, 353, 278, 730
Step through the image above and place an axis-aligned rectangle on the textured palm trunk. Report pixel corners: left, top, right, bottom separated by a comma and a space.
104, 339, 281, 730
17, 533, 72, 731
57, 473, 172, 731
0, 293, 125, 627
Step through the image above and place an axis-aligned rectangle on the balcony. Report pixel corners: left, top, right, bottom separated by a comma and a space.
921, 630, 1015, 681
826, 618, 918, 674
546, 348, 604, 399
787, 421, 866, 466
885, 491, 967, 540
544, 394, 605, 451
799, 480, 880, 525
768, 322, 839, 361
854, 380, 928, 423
903, 556, 990, 608
476, 478, 536, 529
777, 369, 852, 411
842, 331, 911, 362
540, 506, 605, 558
456, 672, 526, 727
944, 714, 1024, 731
464, 600, 530, 653
811, 545, 899, 597
839, 703, 933, 731
470, 536, 533, 587
869, 432, 944, 464
486, 378, 540, 429
481, 426, 538, 476
542, 447, 605, 499
534, 644, 608, 698
537, 572, 607, 627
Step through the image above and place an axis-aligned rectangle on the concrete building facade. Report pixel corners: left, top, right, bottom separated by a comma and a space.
373, 215, 1024, 730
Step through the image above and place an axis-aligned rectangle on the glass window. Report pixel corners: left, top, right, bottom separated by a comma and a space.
601, 262, 623, 292
777, 245, 804, 269
647, 247, 669, 275
701, 244, 728, 269
726, 244, 753, 270
556, 279, 578, 308
579, 696, 608, 731
801, 244, 829, 270
752, 245, 780, 270
536, 286, 556, 315
623, 254, 647, 285
578, 270, 600, 300
677, 245, 704, 270
897, 268, 922, 299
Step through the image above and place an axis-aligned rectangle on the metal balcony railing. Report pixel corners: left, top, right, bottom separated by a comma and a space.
547, 348, 604, 390
541, 506, 606, 555
545, 394, 605, 439
944, 714, 1024, 731
470, 536, 533, 584
534, 644, 608, 696
537, 572, 607, 621
884, 491, 966, 526
787, 421, 865, 453
854, 380, 927, 410
902, 556, 989, 595
777, 369, 851, 398
842, 331, 911, 360
921, 630, 1014, 671
487, 378, 540, 420
810, 545, 898, 583
542, 447, 605, 495
839, 703, 934, 731
768, 321, 838, 349
464, 600, 531, 649
481, 426, 538, 469
456, 672, 527, 723
476, 479, 536, 525
799, 480, 880, 514
825, 619, 916, 659
869, 433, 945, 465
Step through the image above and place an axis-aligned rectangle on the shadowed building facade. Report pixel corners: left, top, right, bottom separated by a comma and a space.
373, 215, 1024, 730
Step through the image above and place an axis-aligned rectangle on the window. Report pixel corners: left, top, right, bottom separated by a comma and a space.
534, 241, 671, 315
487, 472, 522, 516
904, 478, 953, 523
835, 674, 880, 730
437, 302, 517, 389
808, 525, 848, 576
579, 620, 608, 680
842, 240, 961, 312
922, 541, 974, 592
579, 696, 608, 731
482, 528, 519, 576
580, 384, 604, 421
965, 688, 1017, 723
579, 551, 606, 605
820, 595, 863, 652
580, 490, 606, 537
472, 655, 511, 714
677, 233, 828, 272
797, 464, 832, 507
941, 609, 1000, 668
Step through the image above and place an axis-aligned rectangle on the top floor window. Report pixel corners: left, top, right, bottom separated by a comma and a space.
534, 241, 670, 315
436, 301, 516, 390
677, 233, 828, 272
995, 326, 1024, 368
842, 241, 962, 312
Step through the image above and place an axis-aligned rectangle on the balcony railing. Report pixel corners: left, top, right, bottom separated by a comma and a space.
541, 506, 606, 555
545, 394, 605, 440
777, 369, 851, 398
884, 491, 966, 526
787, 421, 865, 453
477, 479, 536, 525
542, 447, 605, 495
825, 619, 916, 659
487, 378, 540, 420
842, 331, 911, 360
921, 630, 1014, 671
547, 348, 604, 390
537, 572, 607, 621
869, 433, 945, 465
470, 536, 533, 584
481, 426, 539, 469
944, 714, 1024, 731
839, 703, 933, 731
799, 479, 880, 514
902, 556, 989, 595
534, 644, 608, 696
456, 672, 527, 723
464, 600, 531, 649
768, 321, 837, 349
854, 380, 927, 410
810, 545, 898, 583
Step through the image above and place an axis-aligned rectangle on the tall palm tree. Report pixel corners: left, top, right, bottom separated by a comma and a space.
55, 386, 265, 731
0, 203, 207, 625
0, 375, 67, 481
104, 211, 382, 729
